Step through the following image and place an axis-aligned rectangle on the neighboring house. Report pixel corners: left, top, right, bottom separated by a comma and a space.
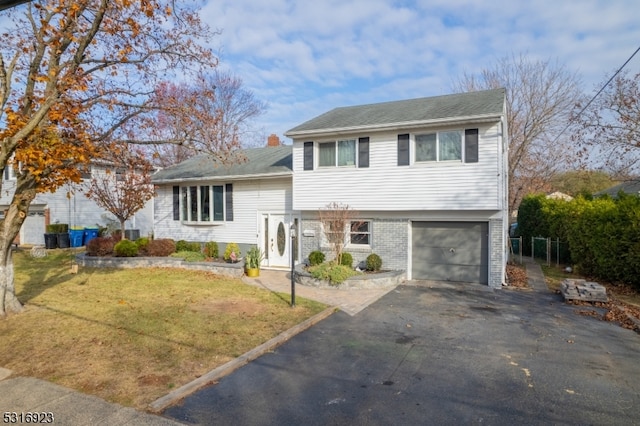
0, 163, 154, 245
152, 145, 294, 268
153, 89, 509, 287
596, 179, 640, 198
286, 88, 508, 288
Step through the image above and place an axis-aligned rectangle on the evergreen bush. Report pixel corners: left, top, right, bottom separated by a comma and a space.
204, 241, 219, 258
366, 253, 382, 271
223, 242, 241, 262
114, 239, 139, 257
340, 252, 353, 268
308, 250, 325, 266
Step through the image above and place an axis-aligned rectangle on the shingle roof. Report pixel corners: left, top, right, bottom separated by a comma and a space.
151, 146, 292, 183
596, 180, 640, 197
285, 88, 505, 136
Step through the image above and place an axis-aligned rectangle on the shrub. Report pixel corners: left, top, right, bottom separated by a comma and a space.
308, 262, 360, 285
46, 223, 68, 233
204, 241, 219, 259
135, 237, 150, 254
366, 253, 382, 271
176, 240, 202, 252
340, 252, 353, 268
146, 239, 176, 257
308, 250, 325, 266
86, 236, 116, 256
114, 240, 139, 257
223, 242, 241, 262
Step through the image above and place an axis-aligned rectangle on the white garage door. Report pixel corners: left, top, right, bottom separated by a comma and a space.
412, 222, 488, 284
21, 211, 46, 245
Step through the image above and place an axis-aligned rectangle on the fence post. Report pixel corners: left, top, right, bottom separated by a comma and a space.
531, 237, 534, 261
546, 237, 551, 266
519, 236, 523, 264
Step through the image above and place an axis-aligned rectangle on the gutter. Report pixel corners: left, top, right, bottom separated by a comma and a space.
152, 171, 292, 185
285, 113, 503, 138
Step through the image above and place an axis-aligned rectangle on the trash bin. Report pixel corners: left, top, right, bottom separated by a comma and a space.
69, 229, 84, 247
57, 233, 70, 248
44, 233, 58, 249
83, 227, 99, 245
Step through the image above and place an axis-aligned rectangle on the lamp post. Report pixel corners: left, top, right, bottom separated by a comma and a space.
290, 223, 296, 307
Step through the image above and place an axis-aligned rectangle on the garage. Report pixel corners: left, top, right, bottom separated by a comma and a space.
412, 221, 488, 284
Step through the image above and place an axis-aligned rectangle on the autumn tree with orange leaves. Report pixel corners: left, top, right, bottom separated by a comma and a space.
0, 0, 222, 315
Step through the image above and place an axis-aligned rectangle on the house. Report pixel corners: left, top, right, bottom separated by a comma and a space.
153, 89, 509, 287
286, 88, 508, 288
596, 179, 640, 198
0, 163, 154, 245
152, 144, 294, 268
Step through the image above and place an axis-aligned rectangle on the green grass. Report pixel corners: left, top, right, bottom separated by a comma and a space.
2, 248, 326, 408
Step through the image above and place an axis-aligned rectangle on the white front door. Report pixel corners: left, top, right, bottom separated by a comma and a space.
262, 213, 292, 268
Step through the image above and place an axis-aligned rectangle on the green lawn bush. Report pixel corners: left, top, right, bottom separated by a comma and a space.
171, 251, 206, 262
366, 253, 382, 271
223, 242, 241, 262
114, 240, 139, 257
340, 252, 353, 268
308, 250, 325, 266
204, 241, 219, 259
308, 262, 360, 285
176, 240, 202, 252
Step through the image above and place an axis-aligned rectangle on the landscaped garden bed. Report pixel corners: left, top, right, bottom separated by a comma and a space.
294, 263, 405, 289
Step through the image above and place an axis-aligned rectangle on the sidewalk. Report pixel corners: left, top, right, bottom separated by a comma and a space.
0, 369, 181, 425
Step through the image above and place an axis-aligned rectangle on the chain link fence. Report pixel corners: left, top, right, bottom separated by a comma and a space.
510, 237, 570, 266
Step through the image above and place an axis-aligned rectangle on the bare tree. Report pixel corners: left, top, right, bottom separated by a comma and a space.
318, 202, 364, 265
572, 71, 640, 177
0, 0, 218, 315
85, 148, 154, 240
150, 70, 267, 166
452, 53, 584, 213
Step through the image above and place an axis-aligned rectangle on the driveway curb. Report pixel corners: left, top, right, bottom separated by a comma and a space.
148, 306, 337, 413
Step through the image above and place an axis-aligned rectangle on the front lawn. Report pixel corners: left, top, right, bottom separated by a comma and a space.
0, 249, 326, 409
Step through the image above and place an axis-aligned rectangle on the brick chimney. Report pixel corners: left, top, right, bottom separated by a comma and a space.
267, 134, 281, 147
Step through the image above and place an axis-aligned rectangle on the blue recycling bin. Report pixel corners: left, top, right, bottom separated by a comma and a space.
83, 227, 99, 245
69, 229, 84, 247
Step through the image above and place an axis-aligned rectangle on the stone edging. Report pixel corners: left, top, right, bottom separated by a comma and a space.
75, 253, 245, 278
294, 264, 405, 289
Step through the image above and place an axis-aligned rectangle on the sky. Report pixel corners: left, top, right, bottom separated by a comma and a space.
197, 0, 640, 145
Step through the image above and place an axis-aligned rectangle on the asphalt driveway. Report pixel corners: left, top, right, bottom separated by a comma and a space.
163, 281, 640, 425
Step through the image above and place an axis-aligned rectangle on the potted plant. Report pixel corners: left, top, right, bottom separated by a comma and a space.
245, 245, 264, 277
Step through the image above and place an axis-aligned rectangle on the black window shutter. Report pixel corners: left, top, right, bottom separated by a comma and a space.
397, 134, 410, 166
465, 129, 479, 163
303, 142, 314, 170
358, 137, 369, 168
172, 186, 180, 220
225, 183, 234, 221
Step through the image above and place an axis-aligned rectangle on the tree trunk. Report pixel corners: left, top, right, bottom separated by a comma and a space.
120, 219, 126, 240
0, 176, 36, 316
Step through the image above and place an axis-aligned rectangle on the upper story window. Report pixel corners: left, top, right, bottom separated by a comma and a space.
304, 137, 369, 170
178, 184, 233, 223
416, 131, 462, 162
319, 139, 356, 167
399, 128, 478, 165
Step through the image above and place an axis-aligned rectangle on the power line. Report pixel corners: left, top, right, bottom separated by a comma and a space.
554, 44, 640, 143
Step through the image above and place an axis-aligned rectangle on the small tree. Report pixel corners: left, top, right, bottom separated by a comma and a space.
318, 202, 364, 265
85, 149, 154, 240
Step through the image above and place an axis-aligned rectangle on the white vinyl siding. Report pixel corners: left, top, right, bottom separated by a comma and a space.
154, 177, 292, 244
293, 123, 503, 212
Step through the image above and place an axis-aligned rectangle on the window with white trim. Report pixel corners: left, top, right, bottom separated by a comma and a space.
318, 139, 357, 167
180, 184, 232, 223
350, 221, 371, 245
415, 131, 462, 162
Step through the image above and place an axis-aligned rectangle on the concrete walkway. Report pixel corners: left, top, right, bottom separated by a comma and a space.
242, 269, 399, 315
522, 257, 550, 293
